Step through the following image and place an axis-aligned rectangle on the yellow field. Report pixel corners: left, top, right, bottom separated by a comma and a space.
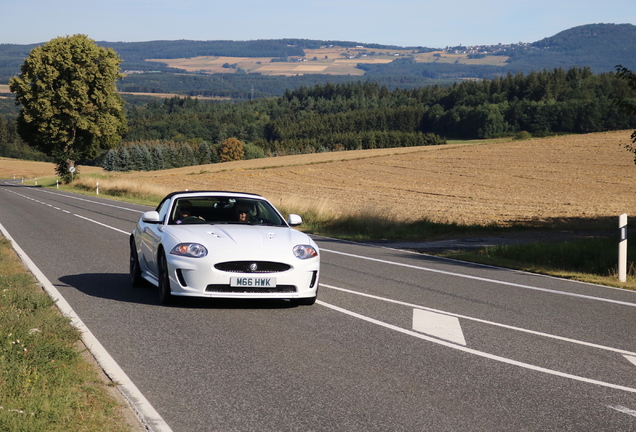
4, 130, 635, 226
0, 158, 103, 179
413, 51, 510, 65
0, 84, 10, 99
147, 46, 507, 76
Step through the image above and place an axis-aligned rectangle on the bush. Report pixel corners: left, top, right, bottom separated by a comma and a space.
514, 131, 532, 140
243, 143, 266, 160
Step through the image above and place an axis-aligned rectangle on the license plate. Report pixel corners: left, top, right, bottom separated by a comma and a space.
230, 277, 276, 288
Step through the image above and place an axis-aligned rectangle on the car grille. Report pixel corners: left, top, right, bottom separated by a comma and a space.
214, 261, 291, 273
205, 284, 297, 293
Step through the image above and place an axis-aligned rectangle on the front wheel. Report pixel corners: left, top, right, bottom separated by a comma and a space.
130, 237, 143, 287
158, 251, 174, 305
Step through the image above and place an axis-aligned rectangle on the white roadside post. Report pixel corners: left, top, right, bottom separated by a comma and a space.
96, 182, 99, 195
619, 213, 628, 283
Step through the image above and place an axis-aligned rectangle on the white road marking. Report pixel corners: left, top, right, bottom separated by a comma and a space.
608, 405, 636, 417
412, 308, 466, 345
0, 222, 173, 432
321, 248, 636, 308
316, 298, 636, 394
624, 355, 636, 367
74, 214, 130, 235
39, 188, 144, 212
4, 188, 131, 235
322, 283, 636, 357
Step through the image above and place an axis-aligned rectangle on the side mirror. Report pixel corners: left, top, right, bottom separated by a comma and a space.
141, 211, 161, 223
287, 214, 302, 226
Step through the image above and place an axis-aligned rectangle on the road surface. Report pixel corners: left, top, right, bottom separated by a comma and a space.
1, 181, 636, 431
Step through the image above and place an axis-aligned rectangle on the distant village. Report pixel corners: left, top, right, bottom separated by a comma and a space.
444, 41, 538, 55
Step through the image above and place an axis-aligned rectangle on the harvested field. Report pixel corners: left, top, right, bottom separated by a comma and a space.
0, 158, 103, 179
3, 131, 635, 226
146, 47, 507, 77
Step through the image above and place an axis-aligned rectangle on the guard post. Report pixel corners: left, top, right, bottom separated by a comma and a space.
619, 213, 628, 282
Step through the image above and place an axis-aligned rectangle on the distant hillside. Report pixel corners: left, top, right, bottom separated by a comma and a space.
506, 23, 636, 72
1, 24, 635, 99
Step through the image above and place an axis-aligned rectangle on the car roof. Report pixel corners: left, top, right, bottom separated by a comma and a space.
164, 191, 264, 200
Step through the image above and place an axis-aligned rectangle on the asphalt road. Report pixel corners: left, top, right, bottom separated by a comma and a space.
2, 181, 636, 431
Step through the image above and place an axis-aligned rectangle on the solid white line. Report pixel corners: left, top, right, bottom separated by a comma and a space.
321, 248, 636, 308
316, 299, 636, 394
0, 222, 173, 432
321, 283, 636, 357
74, 214, 130, 235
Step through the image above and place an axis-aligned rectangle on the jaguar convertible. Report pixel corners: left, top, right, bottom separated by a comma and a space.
130, 191, 320, 305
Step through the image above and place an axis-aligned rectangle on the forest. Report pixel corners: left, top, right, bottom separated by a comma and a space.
1, 66, 635, 171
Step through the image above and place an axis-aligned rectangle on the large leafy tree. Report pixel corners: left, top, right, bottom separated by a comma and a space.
9, 34, 127, 181
616, 65, 636, 160
219, 137, 245, 162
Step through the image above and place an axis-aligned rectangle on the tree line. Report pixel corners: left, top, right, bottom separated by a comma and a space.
2, 66, 636, 171
101, 138, 264, 172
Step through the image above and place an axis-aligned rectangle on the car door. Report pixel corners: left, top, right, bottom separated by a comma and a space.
140, 198, 172, 276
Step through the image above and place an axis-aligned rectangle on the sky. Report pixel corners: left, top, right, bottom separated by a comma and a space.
2, 0, 635, 48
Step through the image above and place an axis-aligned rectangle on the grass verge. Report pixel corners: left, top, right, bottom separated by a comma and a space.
0, 236, 135, 432
294, 210, 517, 241
440, 235, 636, 290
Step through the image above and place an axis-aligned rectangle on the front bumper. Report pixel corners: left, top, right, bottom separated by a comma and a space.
165, 254, 320, 300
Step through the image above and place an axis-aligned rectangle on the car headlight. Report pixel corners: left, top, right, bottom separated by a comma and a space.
170, 243, 208, 258
293, 244, 318, 259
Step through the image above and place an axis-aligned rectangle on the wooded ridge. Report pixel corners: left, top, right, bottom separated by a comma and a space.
1, 23, 635, 99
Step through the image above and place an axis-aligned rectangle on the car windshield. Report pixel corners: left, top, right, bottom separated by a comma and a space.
169, 196, 287, 226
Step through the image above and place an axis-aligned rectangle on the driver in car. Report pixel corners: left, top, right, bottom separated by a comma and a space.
175, 200, 201, 224
235, 203, 252, 223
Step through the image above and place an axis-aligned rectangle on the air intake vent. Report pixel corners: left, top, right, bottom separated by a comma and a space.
214, 261, 291, 273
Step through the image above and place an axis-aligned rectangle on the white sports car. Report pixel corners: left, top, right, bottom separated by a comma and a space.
130, 191, 320, 305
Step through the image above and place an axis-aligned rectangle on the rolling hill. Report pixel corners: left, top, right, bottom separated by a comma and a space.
0, 23, 635, 100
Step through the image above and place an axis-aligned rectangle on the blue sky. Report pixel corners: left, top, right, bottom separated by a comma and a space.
3, 0, 635, 47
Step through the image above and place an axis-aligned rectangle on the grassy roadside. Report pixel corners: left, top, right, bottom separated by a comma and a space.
439, 236, 636, 290
301, 208, 636, 289
0, 236, 136, 432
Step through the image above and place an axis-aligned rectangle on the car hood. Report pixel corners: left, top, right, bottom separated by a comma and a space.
164, 224, 314, 251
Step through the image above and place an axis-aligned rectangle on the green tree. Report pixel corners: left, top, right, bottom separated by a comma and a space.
9, 34, 127, 182
102, 149, 117, 171
616, 65, 636, 161
197, 141, 213, 165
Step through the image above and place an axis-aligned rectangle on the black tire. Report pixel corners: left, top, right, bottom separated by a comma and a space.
129, 237, 143, 287
158, 251, 174, 305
